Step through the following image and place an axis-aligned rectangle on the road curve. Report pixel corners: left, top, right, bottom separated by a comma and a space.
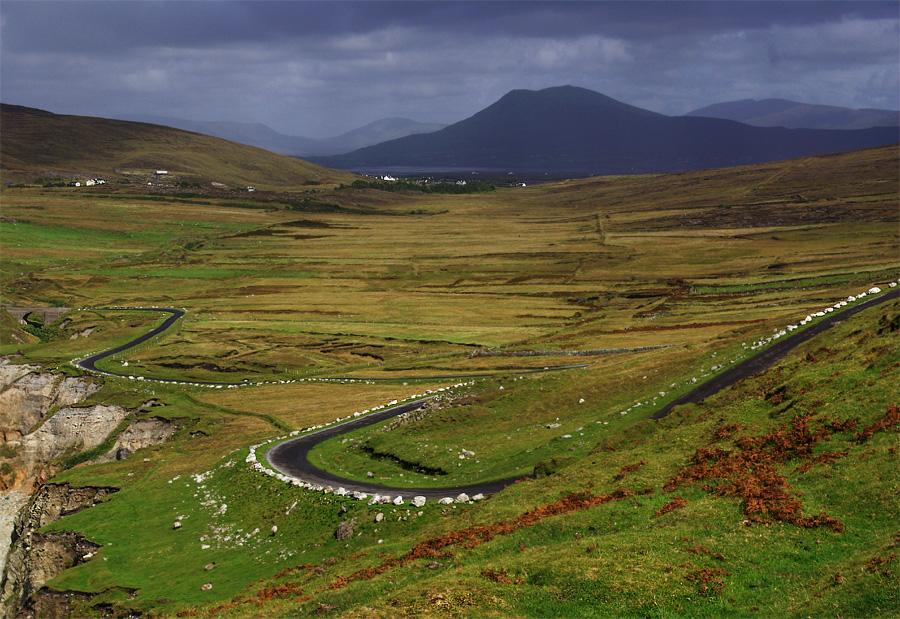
266, 398, 525, 499
268, 288, 898, 498
74, 308, 198, 382
74, 308, 589, 385
73, 291, 897, 499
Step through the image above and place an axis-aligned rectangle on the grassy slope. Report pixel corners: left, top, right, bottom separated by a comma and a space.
0, 145, 896, 617
0, 104, 357, 189
50, 297, 899, 618
0, 308, 38, 347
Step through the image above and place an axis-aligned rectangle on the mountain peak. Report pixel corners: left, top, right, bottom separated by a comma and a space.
315, 86, 899, 175
498, 85, 660, 114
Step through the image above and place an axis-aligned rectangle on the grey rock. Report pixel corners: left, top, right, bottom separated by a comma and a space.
334, 519, 357, 542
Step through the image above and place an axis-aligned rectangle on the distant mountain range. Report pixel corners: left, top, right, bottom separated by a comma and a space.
312, 86, 898, 175
114, 113, 446, 157
686, 99, 898, 130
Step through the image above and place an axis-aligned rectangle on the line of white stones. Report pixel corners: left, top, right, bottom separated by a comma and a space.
603, 281, 898, 421
746, 282, 897, 351
245, 381, 483, 506
68, 306, 426, 388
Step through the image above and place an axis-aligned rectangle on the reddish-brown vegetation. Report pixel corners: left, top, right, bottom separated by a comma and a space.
855, 404, 899, 443
660, 409, 893, 532
614, 460, 647, 480
685, 567, 730, 595
711, 423, 745, 443
683, 543, 725, 561
256, 583, 308, 601
865, 553, 897, 575
326, 489, 649, 590
481, 569, 525, 585
653, 497, 688, 518
793, 450, 849, 473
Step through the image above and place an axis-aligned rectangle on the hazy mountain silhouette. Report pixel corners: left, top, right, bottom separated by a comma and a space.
315, 86, 899, 175
115, 113, 445, 156
687, 99, 899, 130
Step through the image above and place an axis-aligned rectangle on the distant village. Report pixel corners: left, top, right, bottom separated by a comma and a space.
67, 178, 107, 187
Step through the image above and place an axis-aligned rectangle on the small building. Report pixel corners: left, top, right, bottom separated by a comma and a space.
156, 170, 168, 176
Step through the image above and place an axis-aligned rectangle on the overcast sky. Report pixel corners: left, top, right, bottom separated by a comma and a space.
2, 1, 897, 137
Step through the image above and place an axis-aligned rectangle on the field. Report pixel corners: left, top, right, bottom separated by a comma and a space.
1, 145, 898, 618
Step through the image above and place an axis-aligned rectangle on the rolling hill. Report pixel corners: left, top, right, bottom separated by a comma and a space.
114, 114, 446, 156
315, 86, 899, 175
686, 98, 899, 130
0, 104, 357, 189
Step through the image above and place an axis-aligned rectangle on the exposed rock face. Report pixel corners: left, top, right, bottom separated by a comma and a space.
4, 532, 100, 618
0, 363, 100, 442
0, 492, 27, 579
1, 484, 116, 619
96, 416, 180, 464
0, 362, 38, 391
14, 587, 97, 619
3, 405, 129, 491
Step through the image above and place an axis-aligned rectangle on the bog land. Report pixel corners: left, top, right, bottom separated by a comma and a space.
0, 144, 897, 618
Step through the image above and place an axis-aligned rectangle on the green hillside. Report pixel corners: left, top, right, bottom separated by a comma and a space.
0, 104, 357, 190
1, 145, 897, 618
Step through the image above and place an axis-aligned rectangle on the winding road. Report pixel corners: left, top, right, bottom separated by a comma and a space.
74, 308, 587, 384
75, 288, 898, 499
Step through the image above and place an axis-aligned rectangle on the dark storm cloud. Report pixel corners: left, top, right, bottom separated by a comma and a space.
4, 1, 895, 51
1, 1, 897, 137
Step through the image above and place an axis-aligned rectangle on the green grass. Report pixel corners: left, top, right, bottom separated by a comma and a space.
2, 145, 897, 618
150, 297, 897, 619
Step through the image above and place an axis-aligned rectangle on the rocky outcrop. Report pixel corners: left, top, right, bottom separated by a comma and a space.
1, 484, 117, 619
0, 362, 100, 442
4, 533, 100, 619
15, 587, 96, 619
2, 405, 129, 491
0, 493, 27, 579
0, 362, 38, 391
97, 416, 180, 463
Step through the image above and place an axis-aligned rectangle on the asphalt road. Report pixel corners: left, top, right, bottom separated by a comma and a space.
265, 398, 525, 499
74, 308, 587, 385
75, 289, 898, 499
74, 308, 194, 381
649, 287, 898, 419
268, 288, 898, 498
